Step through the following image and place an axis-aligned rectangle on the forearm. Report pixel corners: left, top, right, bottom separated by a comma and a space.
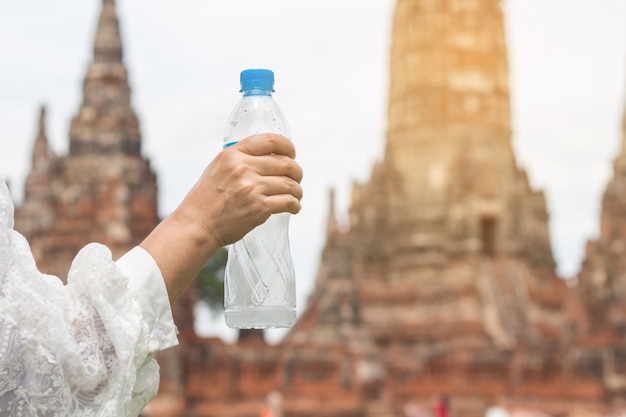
140, 208, 221, 304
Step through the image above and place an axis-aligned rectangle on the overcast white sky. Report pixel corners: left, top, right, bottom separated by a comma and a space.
1, 1, 626, 341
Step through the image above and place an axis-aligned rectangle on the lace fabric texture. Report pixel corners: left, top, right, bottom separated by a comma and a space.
0, 180, 160, 417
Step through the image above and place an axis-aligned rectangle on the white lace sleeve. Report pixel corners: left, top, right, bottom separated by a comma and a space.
0, 179, 179, 417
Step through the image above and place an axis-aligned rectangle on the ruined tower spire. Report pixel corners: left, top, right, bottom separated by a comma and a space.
31, 105, 56, 172
94, 0, 122, 63
68, 0, 141, 156
351, 0, 554, 267
326, 188, 339, 235
386, 0, 511, 146
15, 105, 58, 242
576, 78, 626, 333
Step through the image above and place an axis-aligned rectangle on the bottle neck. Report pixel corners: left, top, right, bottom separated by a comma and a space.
241, 88, 273, 97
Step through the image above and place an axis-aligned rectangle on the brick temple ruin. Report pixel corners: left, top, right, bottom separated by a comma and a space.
12, 0, 626, 416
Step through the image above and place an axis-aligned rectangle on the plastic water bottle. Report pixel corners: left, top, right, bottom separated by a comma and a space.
223, 68, 296, 329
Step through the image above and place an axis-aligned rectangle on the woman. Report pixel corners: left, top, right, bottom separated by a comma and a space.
0, 134, 303, 417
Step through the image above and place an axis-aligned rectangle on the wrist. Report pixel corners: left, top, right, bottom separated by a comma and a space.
168, 204, 222, 257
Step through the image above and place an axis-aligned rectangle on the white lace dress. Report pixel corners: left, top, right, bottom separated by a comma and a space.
0, 179, 178, 417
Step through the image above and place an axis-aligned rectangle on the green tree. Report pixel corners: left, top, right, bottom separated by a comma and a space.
195, 246, 228, 316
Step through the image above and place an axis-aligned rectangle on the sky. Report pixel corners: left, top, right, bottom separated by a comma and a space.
1, 1, 626, 342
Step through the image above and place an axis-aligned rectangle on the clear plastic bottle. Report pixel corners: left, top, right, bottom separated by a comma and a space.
222, 68, 296, 329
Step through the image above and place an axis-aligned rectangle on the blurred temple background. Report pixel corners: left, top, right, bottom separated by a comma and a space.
10, 0, 626, 416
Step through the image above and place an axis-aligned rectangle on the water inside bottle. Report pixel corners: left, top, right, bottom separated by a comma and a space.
224, 213, 296, 329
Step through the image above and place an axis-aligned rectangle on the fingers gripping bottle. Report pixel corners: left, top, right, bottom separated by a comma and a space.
223, 68, 296, 329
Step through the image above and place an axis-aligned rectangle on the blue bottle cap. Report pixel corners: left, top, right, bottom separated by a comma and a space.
240, 69, 275, 92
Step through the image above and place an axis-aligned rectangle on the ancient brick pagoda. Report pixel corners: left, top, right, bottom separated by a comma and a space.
15, 0, 159, 280
13, 0, 626, 416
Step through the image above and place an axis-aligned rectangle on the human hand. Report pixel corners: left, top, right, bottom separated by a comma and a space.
174, 133, 303, 249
